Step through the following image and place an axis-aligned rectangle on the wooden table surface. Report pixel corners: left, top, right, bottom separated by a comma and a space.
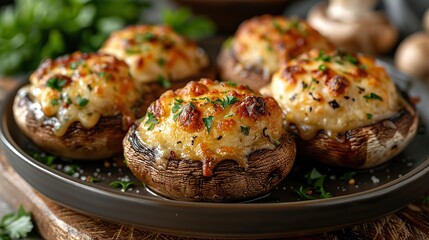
1, 77, 429, 240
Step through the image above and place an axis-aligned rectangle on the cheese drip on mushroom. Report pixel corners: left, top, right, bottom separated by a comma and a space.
24, 52, 141, 136
136, 79, 285, 177
263, 49, 402, 140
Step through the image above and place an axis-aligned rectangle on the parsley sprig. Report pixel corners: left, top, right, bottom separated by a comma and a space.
202, 116, 214, 134
295, 168, 332, 200
145, 112, 159, 130
0, 205, 33, 239
46, 77, 67, 91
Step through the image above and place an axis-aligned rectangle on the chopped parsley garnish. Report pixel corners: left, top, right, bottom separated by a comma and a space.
202, 116, 214, 134
76, 95, 89, 107
29, 152, 56, 166
157, 75, 171, 88
272, 21, 285, 33
0, 205, 33, 239
367, 113, 373, 120
86, 176, 101, 183
157, 58, 166, 66
50, 98, 59, 106
315, 50, 331, 62
295, 186, 316, 200
125, 48, 142, 54
46, 77, 67, 91
136, 32, 155, 42
87, 84, 93, 91
301, 82, 308, 89
363, 92, 383, 101
227, 81, 237, 87
240, 126, 250, 136
273, 140, 281, 146
145, 112, 158, 130
66, 97, 72, 105
212, 95, 238, 109
295, 168, 332, 200
318, 64, 327, 71
70, 60, 83, 70
224, 113, 233, 118
346, 54, 359, 65
172, 99, 184, 121
110, 180, 135, 192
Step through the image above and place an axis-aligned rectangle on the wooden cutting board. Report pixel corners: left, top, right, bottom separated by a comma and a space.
1, 151, 429, 240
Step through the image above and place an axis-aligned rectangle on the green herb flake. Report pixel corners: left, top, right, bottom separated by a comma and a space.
367, 113, 373, 120
87, 84, 93, 91
86, 176, 102, 183
346, 54, 359, 65
295, 186, 316, 200
224, 113, 233, 118
0, 205, 33, 239
315, 50, 331, 62
172, 99, 184, 121
66, 97, 72, 105
50, 98, 59, 106
227, 81, 237, 87
202, 116, 214, 134
240, 126, 250, 136
136, 32, 155, 43
157, 58, 166, 66
46, 77, 67, 91
157, 75, 171, 88
272, 21, 286, 33
145, 112, 159, 130
318, 64, 327, 71
76, 95, 89, 107
125, 48, 142, 55
363, 92, 383, 101
273, 140, 281, 146
110, 180, 135, 192
295, 168, 333, 200
213, 95, 238, 109
70, 60, 83, 70
29, 152, 56, 166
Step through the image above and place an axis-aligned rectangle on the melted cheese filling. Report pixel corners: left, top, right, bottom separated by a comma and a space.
263, 51, 401, 140
100, 25, 209, 84
136, 80, 285, 176
233, 15, 332, 74
28, 53, 140, 136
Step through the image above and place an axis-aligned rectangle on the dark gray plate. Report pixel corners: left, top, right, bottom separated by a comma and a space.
1, 62, 429, 239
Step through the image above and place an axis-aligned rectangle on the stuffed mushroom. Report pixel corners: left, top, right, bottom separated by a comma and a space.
262, 49, 418, 168
217, 15, 334, 91
100, 25, 213, 98
13, 52, 145, 160
123, 79, 296, 202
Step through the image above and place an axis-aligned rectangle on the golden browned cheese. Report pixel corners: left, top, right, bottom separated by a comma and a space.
99, 25, 209, 85
23, 52, 141, 136
232, 15, 334, 76
263, 49, 402, 140
136, 79, 285, 177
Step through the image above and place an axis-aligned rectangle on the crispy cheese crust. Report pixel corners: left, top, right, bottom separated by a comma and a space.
24, 52, 141, 136
100, 25, 209, 85
232, 15, 334, 76
263, 49, 402, 140
136, 79, 285, 177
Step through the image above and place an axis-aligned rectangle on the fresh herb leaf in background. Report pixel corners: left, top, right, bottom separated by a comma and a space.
0, 205, 33, 239
0, 1, 215, 76
161, 8, 216, 40
29, 152, 56, 166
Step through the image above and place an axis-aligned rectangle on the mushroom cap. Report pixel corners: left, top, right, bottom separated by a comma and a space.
123, 79, 297, 201
395, 32, 429, 82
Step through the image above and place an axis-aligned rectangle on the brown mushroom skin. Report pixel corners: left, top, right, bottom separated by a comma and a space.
124, 125, 296, 202
295, 100, 418, 168
217, 46, 269, 91
13, 89, 145, 160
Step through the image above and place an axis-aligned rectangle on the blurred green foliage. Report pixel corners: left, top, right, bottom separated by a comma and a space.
0, 0, 216, 76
